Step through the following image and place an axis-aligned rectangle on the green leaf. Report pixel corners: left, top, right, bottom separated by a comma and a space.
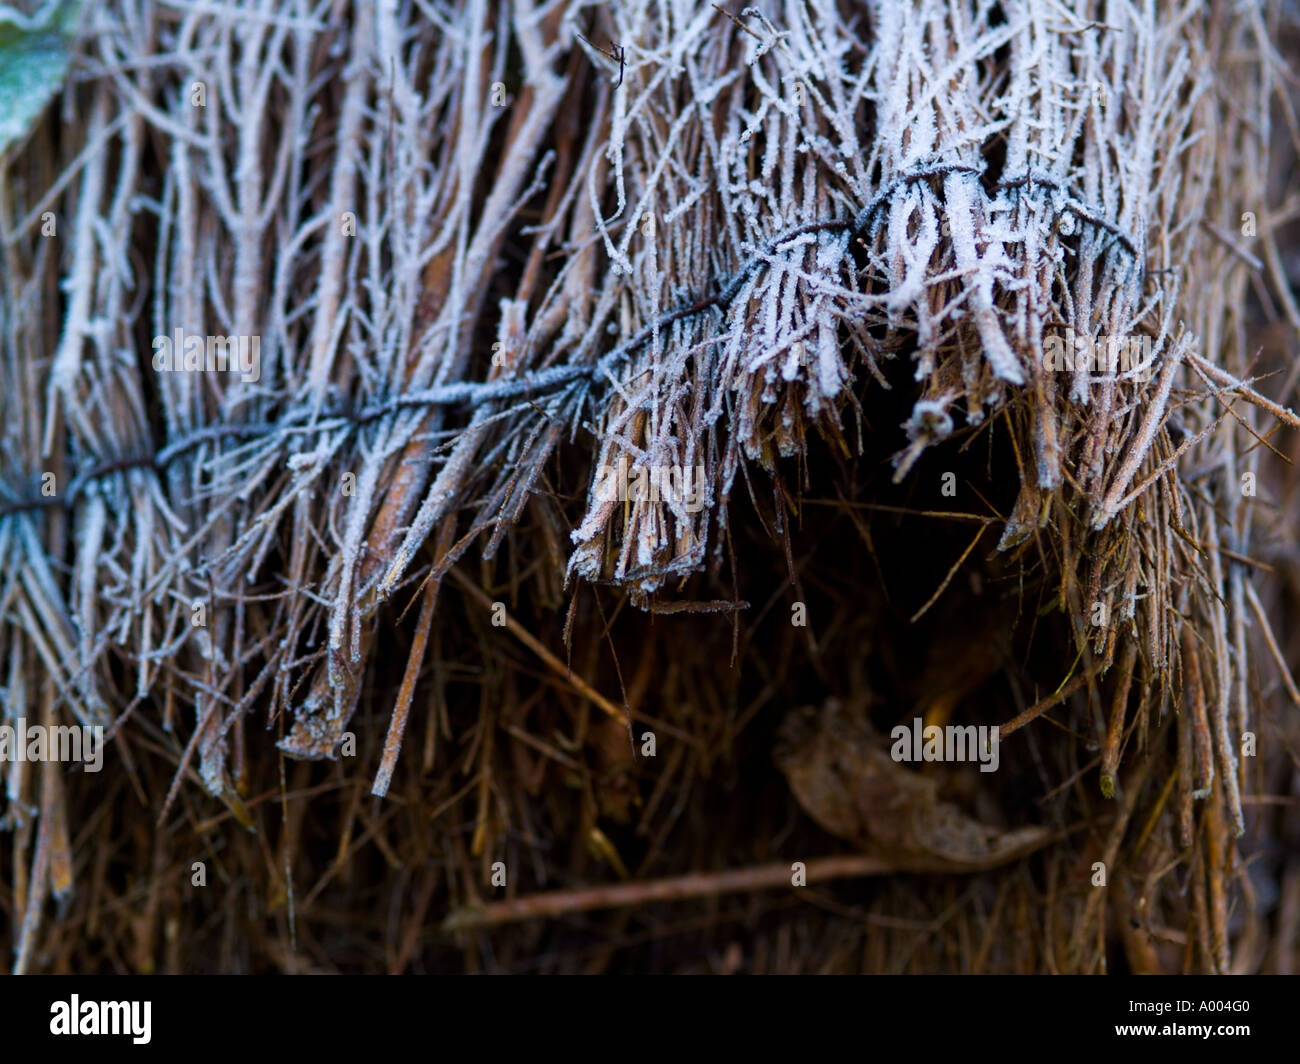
0, 1, 82, 157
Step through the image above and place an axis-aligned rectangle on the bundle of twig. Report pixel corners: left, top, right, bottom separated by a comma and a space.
1, 0, 1297, 973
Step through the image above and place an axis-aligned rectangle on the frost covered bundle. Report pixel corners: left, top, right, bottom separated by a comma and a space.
1, 0, 1298, 974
